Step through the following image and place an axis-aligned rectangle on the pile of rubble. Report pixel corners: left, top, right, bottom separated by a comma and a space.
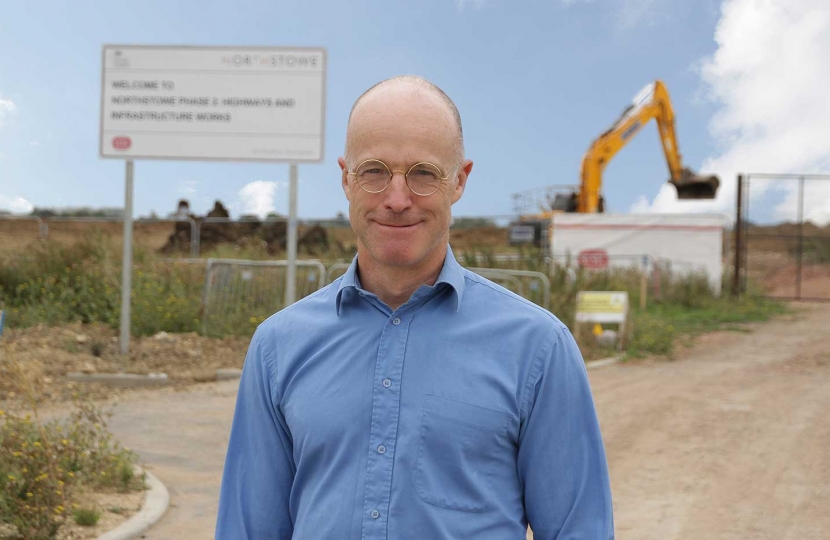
160, 200, 337, 255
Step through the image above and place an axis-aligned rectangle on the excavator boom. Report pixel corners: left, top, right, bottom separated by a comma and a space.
577, 80, 719, 212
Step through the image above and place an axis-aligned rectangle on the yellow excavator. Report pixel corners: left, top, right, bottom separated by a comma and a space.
508, 80, 720, 245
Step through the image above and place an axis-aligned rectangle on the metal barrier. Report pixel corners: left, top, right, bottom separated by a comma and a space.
0, 215, 47, 239
735, 173, 830, 301
323, 263, 551, 311
325, 262, 352, 284
201, 258, 326, 336
468, 267, 551, 310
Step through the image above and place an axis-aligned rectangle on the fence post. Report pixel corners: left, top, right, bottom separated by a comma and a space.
732, 174, 743, 297
797, 176, 804, 300
187, 217, 199, 258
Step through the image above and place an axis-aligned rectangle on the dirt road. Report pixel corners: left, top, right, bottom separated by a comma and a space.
97, 303, 829, 539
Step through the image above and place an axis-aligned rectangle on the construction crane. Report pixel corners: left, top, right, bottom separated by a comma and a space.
509, 80, 720, 245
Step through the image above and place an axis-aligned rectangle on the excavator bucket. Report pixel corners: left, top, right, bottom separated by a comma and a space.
670, 167, 720, 200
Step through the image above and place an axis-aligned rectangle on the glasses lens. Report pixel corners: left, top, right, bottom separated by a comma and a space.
355, 160, 391, 192
407, 163, 443, 195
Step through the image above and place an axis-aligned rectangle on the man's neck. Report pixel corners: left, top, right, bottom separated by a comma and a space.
356, 245, 447, 311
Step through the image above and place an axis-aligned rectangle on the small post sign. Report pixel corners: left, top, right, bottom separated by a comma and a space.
574, 291, 629, 350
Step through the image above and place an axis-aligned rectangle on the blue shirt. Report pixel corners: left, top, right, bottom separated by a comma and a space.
216, 247, 614, 539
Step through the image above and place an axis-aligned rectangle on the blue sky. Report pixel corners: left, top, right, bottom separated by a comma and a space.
1, 0, 829, 223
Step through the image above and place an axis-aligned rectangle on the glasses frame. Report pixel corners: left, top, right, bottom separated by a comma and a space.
347, 159, 455, 196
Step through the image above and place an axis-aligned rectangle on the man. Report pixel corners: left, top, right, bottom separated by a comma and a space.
216, 76, 614, 539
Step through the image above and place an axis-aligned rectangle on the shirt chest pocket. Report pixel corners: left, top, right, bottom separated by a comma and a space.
415, 394, 513, 513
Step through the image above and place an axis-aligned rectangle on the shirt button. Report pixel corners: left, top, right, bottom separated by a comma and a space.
377, 444, 387, 454
392, 317, 401, 325
370, 509, 380, 519
382, 378, 392, 388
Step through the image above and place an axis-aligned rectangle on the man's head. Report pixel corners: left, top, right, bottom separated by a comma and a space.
338, 76, 473, 270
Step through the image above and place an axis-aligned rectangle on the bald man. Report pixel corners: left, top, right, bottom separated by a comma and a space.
216, 76, 614, 539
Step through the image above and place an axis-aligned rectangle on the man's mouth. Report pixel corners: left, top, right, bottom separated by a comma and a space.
375, 221, 421, 229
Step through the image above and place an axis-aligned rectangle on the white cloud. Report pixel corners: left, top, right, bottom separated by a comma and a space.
178, 179, 197, 195
237, 180, 278, 218
632, 0, 830, 224
0, 95, 15, 128
0, 194, 34, 214
29, 141, 38, 147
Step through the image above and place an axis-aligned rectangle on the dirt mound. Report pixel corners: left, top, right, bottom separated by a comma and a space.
159, 200, 338, 256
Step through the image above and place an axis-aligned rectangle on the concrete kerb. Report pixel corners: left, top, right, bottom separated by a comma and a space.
586, 356, 622, 369
66, 373, 172, 388
96, 466, 170, 540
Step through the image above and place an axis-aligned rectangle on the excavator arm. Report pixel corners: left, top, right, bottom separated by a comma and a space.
577, 80, 719, 213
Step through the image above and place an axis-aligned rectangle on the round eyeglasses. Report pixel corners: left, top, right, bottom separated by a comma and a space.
347, 159, 453, 196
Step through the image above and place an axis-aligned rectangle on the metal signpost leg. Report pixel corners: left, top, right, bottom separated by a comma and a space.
285, 163, 299, 307
119, 160, 134, 356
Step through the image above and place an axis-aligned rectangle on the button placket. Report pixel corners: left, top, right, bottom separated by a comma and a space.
361, 311, 411, 538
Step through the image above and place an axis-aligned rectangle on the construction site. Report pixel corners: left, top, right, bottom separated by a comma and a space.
2, 6, 830, 535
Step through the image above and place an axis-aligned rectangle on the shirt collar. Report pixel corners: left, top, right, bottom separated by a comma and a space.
335, 244, 466, 316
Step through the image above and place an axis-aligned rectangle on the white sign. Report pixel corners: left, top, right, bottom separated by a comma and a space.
100, 45, 326, 162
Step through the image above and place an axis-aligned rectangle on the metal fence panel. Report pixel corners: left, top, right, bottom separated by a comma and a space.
201, 258, 326, 336
467, 267, 551, 310
736, 174, 830, 301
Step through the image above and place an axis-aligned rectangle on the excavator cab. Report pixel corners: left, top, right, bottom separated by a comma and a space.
671, 167, 720, 200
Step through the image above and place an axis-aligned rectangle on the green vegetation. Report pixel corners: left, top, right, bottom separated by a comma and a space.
0, 381, 143, 539
0, 236, 786, 357
71, 506, 101, 527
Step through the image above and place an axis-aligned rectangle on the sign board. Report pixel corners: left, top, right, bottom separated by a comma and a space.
575, 291, 628, 324
578, 249, 609, 269
100, 45, 326, 162
509, 223, 536, 244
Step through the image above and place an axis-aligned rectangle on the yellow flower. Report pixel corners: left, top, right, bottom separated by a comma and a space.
26, 492, 33, 498
55, 490, 62, 496
0, 410, 4, 416
58, 480, 65, 486
22, 467, 27, 473
33, 441, 41, 447
12, 452, 21, 457
7, 475, 15, 481
61, 439, 69, 445
67, 472, 75, 478
100, 471, 107, 476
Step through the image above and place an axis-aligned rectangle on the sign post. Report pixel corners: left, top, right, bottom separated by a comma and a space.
120, 160, 134, 355
101, 45, 326, 354
285, 164, 299, 305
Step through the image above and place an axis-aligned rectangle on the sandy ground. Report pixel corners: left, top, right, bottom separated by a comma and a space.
36, 302, 827, 540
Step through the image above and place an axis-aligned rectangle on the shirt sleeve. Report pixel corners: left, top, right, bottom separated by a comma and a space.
215, 326, 295, 540
518, 324, 614, 539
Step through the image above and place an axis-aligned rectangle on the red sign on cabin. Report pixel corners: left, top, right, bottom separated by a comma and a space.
578, 249, 609, 269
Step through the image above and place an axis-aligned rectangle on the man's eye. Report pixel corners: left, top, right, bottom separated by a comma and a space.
410, 168, 439, 179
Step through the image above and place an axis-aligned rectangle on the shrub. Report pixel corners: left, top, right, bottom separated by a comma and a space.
71, 506, 100, 527
0, 357, 142, 539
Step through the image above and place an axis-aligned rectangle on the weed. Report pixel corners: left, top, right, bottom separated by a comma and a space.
90, 340, 105, 358
0, 355, 142, 539
71, 506, 100, 527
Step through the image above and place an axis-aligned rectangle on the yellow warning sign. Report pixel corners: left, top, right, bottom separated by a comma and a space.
576, 292, 628, 314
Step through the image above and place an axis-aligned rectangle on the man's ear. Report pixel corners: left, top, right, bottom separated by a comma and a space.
338, 157, 351, 202
451, 159, 473, 205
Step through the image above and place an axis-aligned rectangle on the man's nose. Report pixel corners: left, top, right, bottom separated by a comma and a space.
383, 170, 412, 213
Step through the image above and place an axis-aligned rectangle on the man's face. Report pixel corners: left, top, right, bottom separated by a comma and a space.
338, 84, 472, 270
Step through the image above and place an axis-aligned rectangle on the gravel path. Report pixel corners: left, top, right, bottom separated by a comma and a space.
100, 303, 830, 539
